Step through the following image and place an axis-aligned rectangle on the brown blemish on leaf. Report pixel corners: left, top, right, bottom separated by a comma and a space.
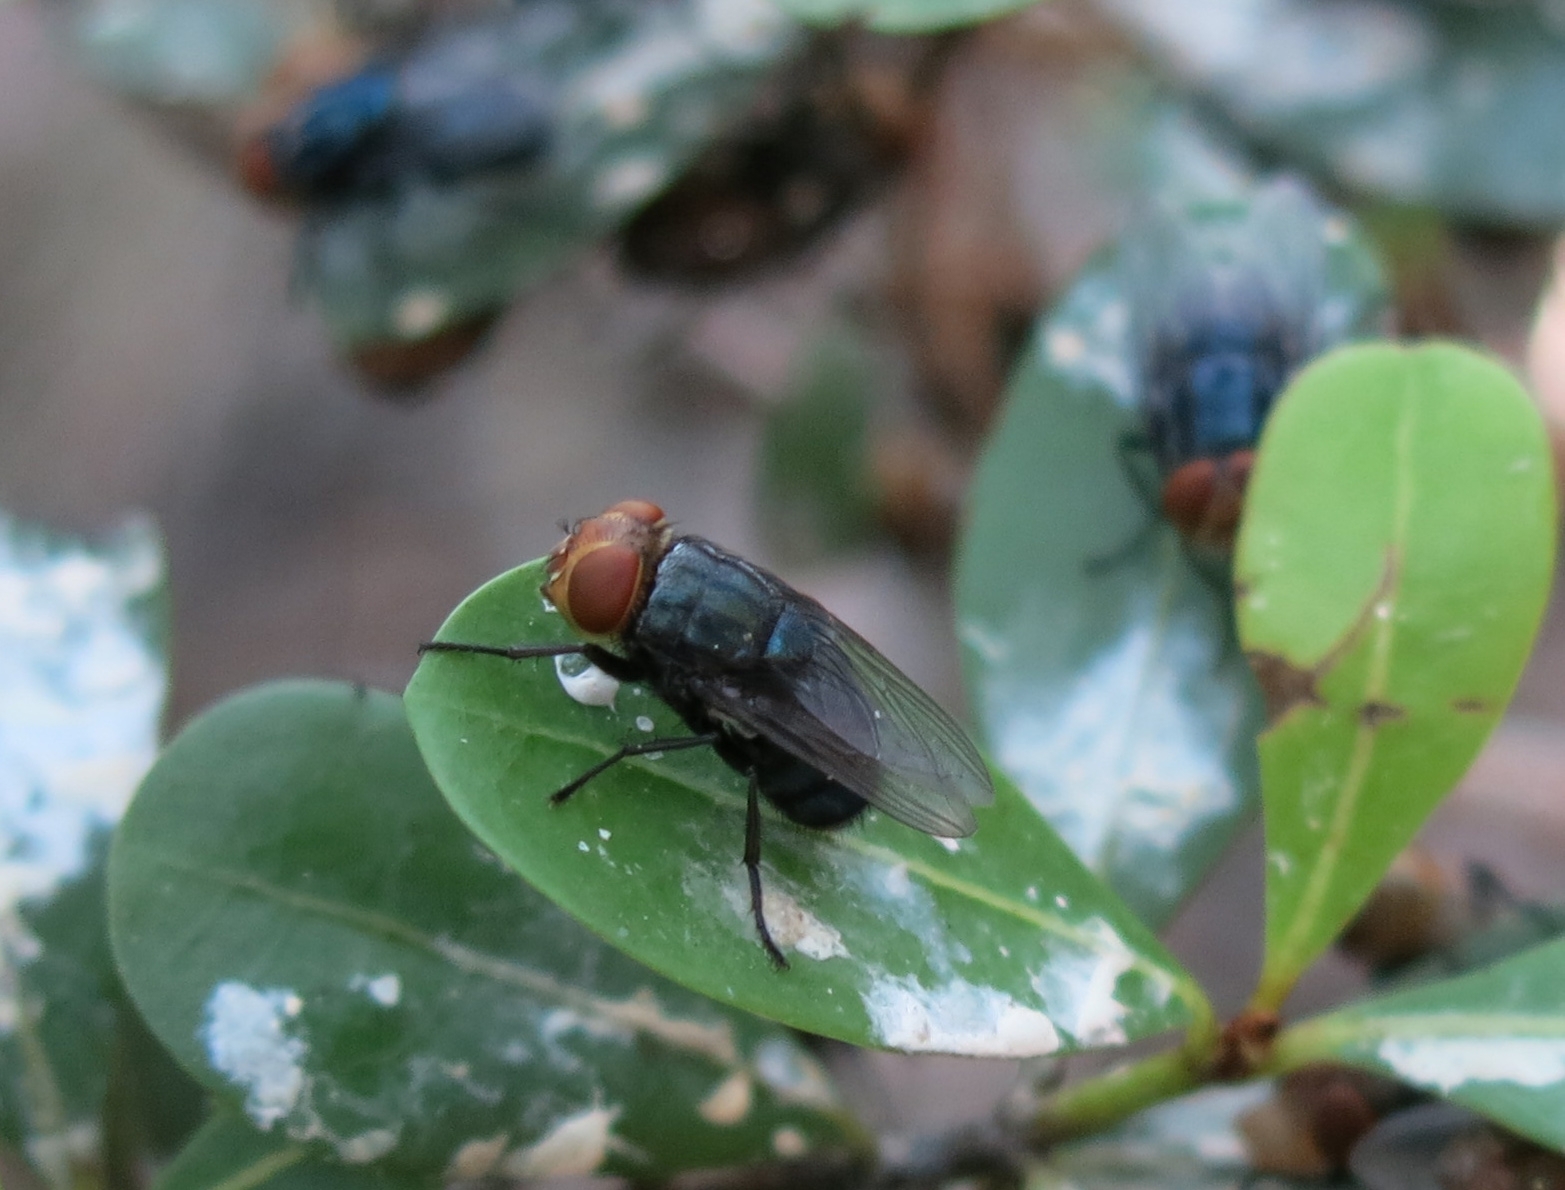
1451, 697, 1490, 714
1247, 550, 1401, 728
1357, 701, 1406, 728
1247, 651, 1326, 723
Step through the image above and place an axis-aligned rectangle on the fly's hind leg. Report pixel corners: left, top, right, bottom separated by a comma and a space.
745, 771, 789, 970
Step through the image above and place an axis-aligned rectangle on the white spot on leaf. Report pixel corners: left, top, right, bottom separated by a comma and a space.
752, 1038, 839, 1109
339, 1128, 398, 1163
446, 1133, 508, 1180
772, 1126, 808, 1157
1031, 918, 1172, 1048
0, 514, 163, 1032
1377, 1037, 1565, 1093
350, 972, 401, 1007
759, 887, 847, 960
862, 976, 1061, 1056
697, 1071, 752, 1125
391, 289, 451, 339
201, 982, 307, 1129
501, 1104, 622, 1178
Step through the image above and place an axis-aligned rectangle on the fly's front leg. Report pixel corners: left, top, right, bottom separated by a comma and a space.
417, 638, 652, 684
418, 640, 586, 661
1115, 427, 1164, 512
550, 733, 719, 805
1085, 429, 1163, 575
744, 771, 788, 971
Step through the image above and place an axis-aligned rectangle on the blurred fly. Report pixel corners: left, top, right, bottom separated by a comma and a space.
237, 20, 553, 202
1108, 181, 1342, 558
421, 500, 994, 967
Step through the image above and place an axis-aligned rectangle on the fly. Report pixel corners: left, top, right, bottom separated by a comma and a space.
420, 500, 994, 968
237, 22, 552, 203
1099, 182, 1343, 564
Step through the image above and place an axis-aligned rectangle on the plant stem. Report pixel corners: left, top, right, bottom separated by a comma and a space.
1028, 1008, 1222, 1144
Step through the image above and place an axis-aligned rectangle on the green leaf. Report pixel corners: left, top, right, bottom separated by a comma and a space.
110, 682, 862, 1180
156, 1114, 415, 1190
1236, 343, 1556, 1007
1028, 1085, 1271, 1190
774, 0, 1037, 32
755, 322, 879, 563
406, 562, 1203, 1058
0, 511, 168, 1189
1100, 0, 1565, 225
1276, 937, 1565, 1152
955, 181, 1387, 929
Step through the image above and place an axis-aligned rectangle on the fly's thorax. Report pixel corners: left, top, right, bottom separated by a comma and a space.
543, 500, 672, 641
632, 538, 789, 669
1143, 274, 1299, 471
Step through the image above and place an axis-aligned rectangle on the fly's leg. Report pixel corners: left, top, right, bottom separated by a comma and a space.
418, 640, 585, 661
1084, 518, 1161, 576
744, 770, 788, 971
1115, 428, 1165, 511
418, 640, 649, 684
1085, 429, 1164, 575
550, 733, 719, 805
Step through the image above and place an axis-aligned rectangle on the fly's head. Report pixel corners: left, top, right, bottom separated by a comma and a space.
1161, 449, 1256, 553
544, 500, 671, 642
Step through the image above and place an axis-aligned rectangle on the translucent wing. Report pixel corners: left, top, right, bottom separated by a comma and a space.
688, 596, 994, 837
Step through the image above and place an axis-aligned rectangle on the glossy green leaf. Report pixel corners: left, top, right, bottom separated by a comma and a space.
755, 322, 879, 563
1100, 0, 1565, 226
1276, 937, 1565, 1152
406, 562, 1203, 1057
156, 1114, 415, 1190
0, 511, 167, 1189
1236, 343, 1556, 1007
774, 0, 1037, 32
955, 181, 1387, 929
110, 682, 862, 1180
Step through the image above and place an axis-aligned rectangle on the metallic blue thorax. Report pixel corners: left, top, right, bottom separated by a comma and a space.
271, 69, 399, 191
1150, 311, 1291, 469
634, 539, 800, 671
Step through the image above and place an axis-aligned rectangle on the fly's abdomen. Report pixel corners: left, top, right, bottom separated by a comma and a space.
713, 732, 866, 828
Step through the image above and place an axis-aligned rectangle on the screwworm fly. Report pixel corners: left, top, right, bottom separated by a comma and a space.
420, 500, 994, 967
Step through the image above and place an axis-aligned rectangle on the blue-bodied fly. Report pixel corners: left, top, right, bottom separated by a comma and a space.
1111, 183, 1340, 556
421, 500, 994, 967
237, 23, 552, 202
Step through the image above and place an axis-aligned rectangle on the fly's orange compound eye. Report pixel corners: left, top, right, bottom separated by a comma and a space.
1162, 459, 1220, 538
236, 135, 281, 200
560, 543, 644, 636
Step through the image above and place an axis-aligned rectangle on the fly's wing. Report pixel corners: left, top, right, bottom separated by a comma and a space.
691, 599, 994, 837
